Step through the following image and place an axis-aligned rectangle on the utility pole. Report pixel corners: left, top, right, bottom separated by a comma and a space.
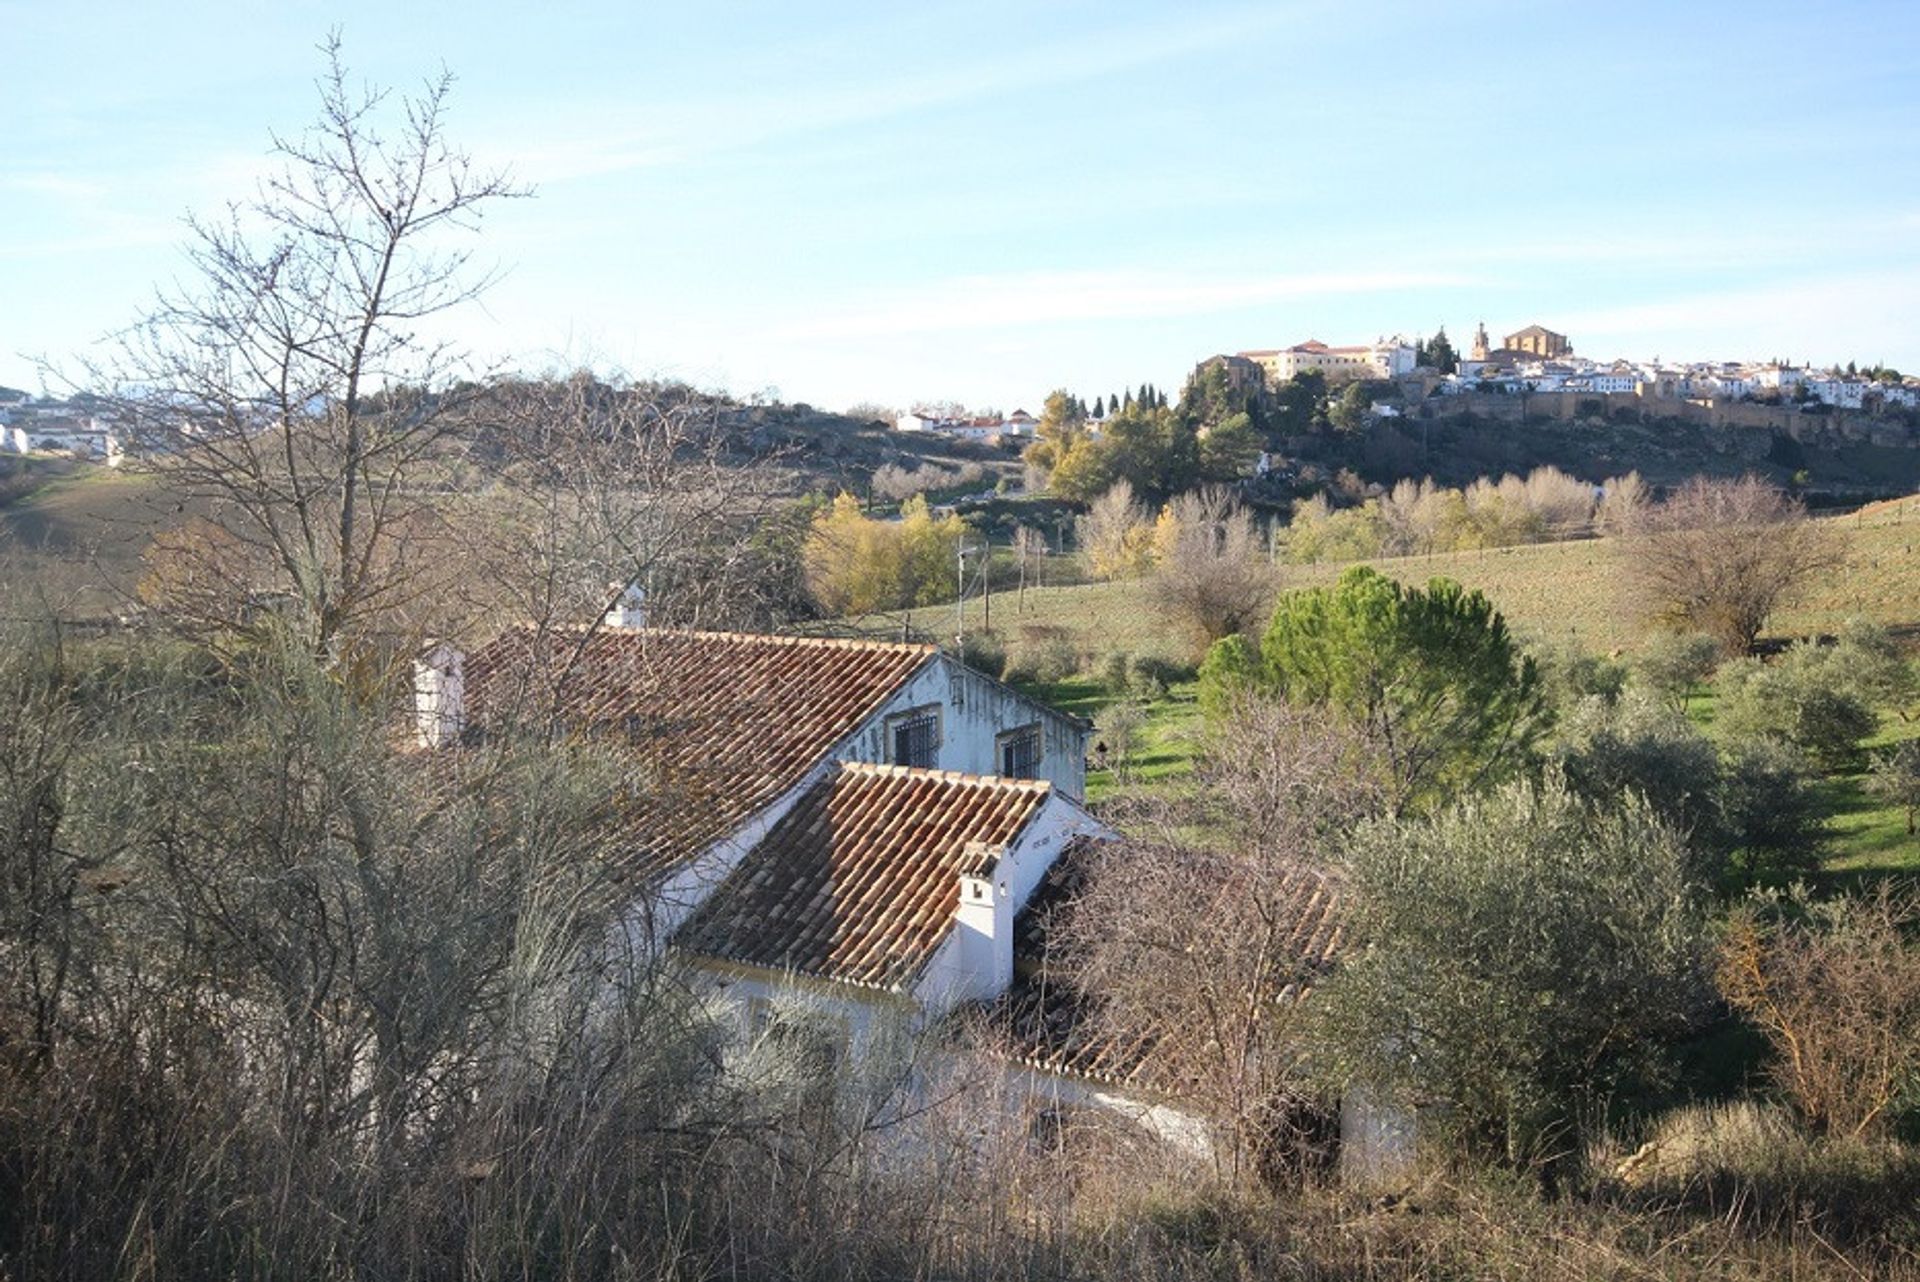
954, 541, 967, 651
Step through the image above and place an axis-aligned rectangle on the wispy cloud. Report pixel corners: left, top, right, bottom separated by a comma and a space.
493, 5, 1305, 184
774, 267, 1472, 340
1558, 269, 1920, 363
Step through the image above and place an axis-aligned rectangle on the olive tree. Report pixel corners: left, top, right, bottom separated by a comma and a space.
1866, 740, 1920, 836
1552, 691, 1724, 872
1715, 646, 1879, 770
1311, 778, 1711, 1178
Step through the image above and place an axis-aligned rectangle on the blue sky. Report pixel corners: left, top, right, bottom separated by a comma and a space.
4, 1, 1917, 412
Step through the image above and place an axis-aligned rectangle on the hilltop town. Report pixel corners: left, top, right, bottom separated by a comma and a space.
1228, 323, 1919, 411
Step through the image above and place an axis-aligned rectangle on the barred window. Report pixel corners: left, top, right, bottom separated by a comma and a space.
998, 724, 1042, 779
890, 708, 940, 769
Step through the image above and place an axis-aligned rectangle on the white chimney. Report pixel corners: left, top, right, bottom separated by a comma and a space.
953, 842, 1015, 1002
605, 582, 648, 629
413, 640, 465, 749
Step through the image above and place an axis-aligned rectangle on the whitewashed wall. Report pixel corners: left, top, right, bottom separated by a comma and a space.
845, 655, 1086, 798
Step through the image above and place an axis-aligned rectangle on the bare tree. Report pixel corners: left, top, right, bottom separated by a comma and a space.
1147, 486, 1274, 654
97, 35, 525, 658
1717, 886, 1920, 1139
1378, 476, 1443, 557
456, 373, 792, 641
1597, 470, 1649, 537
1623, 475, 1842, 655
1059, 698, 1384, 1184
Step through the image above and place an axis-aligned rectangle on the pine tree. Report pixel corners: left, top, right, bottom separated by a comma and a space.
1092, 394, 1105, 418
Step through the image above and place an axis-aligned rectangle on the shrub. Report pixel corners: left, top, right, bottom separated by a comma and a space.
954, 631, 1007, 681
1608, 1101, 1920, 1246
1716, 736, 1828, 879
1129, 654, 1196, 691
1003, 625, 1078, 684
1629, 631, 1721, 710
1099, 649, 1133, 697
1717, 887, 1920, 1140
1716, 648, 1879, 769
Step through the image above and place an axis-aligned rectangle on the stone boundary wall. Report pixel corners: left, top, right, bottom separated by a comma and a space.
1429, 390, 1916, 448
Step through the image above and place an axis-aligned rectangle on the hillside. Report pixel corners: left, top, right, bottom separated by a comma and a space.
953, 504, 1920, 662
0, 401, 1022, 615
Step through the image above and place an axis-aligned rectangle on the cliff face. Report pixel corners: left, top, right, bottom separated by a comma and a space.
1301, 398, 1920, 502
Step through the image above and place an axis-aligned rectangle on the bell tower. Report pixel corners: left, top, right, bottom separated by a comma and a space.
1471, 321, 1490, 361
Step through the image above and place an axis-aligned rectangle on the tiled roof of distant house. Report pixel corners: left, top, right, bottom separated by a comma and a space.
463, 628, 937, 879
676, 762, 1054, 991
987, 841, 1345, 1092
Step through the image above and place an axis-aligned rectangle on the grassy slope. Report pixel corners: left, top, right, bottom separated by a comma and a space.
0, 465, 186, 612
986, 505, 1920, 874
973, 505, 1920, 663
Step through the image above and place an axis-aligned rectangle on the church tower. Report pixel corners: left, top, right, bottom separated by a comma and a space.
1471, 321, 1490, 361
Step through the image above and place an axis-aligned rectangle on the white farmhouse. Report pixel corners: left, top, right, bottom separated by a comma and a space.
431, 619, 1094, 951
413, 612, 1403, 1177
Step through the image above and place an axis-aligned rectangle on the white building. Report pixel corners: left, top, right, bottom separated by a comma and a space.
1239, 337, 1417, 386
896, 408, 1035, 440
419, 620, 1401, 1177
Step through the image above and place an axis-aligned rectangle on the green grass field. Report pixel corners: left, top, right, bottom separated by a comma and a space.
985, 504, 1920, 877
1823, 713, 1920, 879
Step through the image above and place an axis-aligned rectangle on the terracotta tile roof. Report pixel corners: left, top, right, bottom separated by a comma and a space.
463, 627, 937, 879
986, 841, 1344, 1092
676, 762, 1054, 991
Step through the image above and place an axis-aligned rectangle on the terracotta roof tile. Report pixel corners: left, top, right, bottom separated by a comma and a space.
986, 841, 1345, 1091
463, 628, 936, 879
677, 762, 1054, 991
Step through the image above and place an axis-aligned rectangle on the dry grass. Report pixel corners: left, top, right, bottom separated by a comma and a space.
962, 512, 1920, 662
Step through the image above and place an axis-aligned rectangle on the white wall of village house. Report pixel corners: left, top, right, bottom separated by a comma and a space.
846, 655, 1087, 798
699, 964, 909, 1066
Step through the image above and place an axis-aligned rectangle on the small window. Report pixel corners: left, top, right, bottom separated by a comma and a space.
998, 724, 1043, 779
890, 706, 941, 769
